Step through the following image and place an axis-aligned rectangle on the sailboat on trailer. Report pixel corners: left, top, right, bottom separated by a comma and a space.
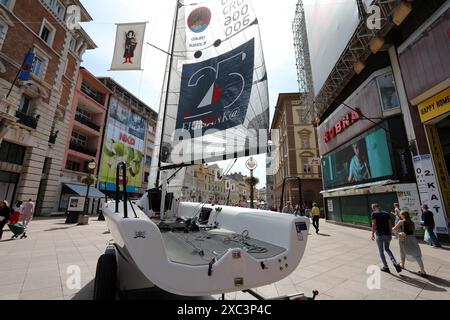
96, 0, 311, 299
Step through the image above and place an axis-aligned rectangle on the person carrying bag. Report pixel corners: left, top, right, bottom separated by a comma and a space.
393, 211, 428, 278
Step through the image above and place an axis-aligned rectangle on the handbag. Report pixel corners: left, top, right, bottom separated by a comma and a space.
398, 223, 407, 242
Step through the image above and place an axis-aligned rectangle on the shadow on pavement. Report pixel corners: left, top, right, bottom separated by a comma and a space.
317, 233, 331, 237
427, 275, 450, 288
392, 273, 446, 292
71, 280, 214, 301
44, 227, 73, 232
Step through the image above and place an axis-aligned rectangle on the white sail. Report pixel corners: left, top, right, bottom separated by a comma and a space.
151, 0, 269, 187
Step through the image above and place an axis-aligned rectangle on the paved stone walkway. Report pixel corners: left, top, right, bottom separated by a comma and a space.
0, 217, 449, 300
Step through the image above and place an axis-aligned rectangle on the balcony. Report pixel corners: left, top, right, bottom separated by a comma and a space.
80, 82, 106, 106
69, 142, 97, 157
15, 111, 39, 129
75, 115, 100, 132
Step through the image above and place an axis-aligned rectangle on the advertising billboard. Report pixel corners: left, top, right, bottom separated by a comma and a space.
322, 127, 393, 189
304, 0, 361, 96
100, 97, 147, 194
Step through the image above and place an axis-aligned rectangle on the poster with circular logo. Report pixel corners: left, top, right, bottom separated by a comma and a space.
187, 7, 212, 33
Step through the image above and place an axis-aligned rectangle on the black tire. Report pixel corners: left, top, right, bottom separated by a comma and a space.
93, 253, 117, 300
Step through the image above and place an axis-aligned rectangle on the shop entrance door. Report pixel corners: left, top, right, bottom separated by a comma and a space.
0, 171, 19, 204
436, 116, 450, 178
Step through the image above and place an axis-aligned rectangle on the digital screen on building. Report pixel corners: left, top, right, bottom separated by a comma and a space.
322, 128, 394, 189
100, 97, 147, 194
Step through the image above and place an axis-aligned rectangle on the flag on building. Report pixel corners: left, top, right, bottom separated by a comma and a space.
18, 52, 35, 81
110, 22, 147, 71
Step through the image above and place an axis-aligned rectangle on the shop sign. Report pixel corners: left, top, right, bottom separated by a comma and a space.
327, 200, 334, 213
323, 109, 362, 143
394, 184, 423, 234
418, 87, 450, 123
426, 126, 450, 219
413, 155, 449, 234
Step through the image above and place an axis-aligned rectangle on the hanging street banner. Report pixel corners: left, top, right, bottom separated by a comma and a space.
110, 22, 147, 71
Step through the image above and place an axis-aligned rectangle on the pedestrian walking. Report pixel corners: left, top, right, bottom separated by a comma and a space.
421, 204, 442, 248
0, 200, 11, 240
294, 204, 302, 216
311, 203, 320, 234
305, 207, 311, 218
393, 203, 402, 225
19, 199, 35, 239
392, 211, 428, 278
282, 201, 295, 214
371, 203, 402, 274
9, 201, 23, 225
391, 203, 402, 238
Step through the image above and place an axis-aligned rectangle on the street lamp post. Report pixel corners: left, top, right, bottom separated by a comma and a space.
246, 157, 258, 209
83, 160, 97, 220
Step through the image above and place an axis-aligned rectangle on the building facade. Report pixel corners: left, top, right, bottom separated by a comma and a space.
295, 0, 449, 238
0, 0, 95, 215
395, 1, 450, 236
58, 67, 111, 212
97, 77, 158, 198
271, 93, 323, 211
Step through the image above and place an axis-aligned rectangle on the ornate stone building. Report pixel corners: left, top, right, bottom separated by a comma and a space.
0, 0, 95, 214
271, 93, 323, 210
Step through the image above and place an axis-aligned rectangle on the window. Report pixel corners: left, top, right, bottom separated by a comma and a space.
303, 158, 312, 174
18, 96, 31, 114
302, 137, 310, 149
76, 108, 91, 121
0, 141, 26, 165
0, 23, 6, 50
31, 55, 46, 78
45, 0, 65, 20
66, 160, 81, 172
71, 131, 87, 146
377, 73, 400, 111
40, 26, 51, 43
39, 20, 56, 46
68, 35, 76, 51
0, 0, 12, 9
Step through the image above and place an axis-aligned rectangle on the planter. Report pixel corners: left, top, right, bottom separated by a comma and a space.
78, 215, 89, 225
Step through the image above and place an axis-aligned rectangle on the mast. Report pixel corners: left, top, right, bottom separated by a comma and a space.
155, 0, 181, 188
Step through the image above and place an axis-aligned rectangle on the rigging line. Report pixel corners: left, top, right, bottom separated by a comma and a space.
156, 0, 180, 188
146, 42, 185, 57
341, 102, 407, 147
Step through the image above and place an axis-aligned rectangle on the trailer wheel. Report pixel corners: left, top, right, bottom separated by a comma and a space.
93, 252, 117, 300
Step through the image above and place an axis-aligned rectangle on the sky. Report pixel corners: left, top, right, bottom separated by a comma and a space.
80, 0, 300, 187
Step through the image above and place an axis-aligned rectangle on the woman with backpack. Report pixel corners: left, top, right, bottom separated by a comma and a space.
392, 211, 428, 278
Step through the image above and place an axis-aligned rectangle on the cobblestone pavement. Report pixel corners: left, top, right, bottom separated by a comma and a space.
0, 217, 449, 300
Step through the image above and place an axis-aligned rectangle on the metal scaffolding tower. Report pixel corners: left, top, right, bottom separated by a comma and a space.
292, 0, 315, 123
293, 0, 408, 122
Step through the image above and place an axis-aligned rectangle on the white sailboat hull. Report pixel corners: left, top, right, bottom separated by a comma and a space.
102, 201, 310, 297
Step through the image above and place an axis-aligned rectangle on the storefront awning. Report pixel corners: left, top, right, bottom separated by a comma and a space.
63, 183, 105, 199
320, 180, 400, 195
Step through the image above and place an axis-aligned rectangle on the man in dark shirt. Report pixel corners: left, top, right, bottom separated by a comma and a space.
421, 205, 442, 248
371, 203, 402, 273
